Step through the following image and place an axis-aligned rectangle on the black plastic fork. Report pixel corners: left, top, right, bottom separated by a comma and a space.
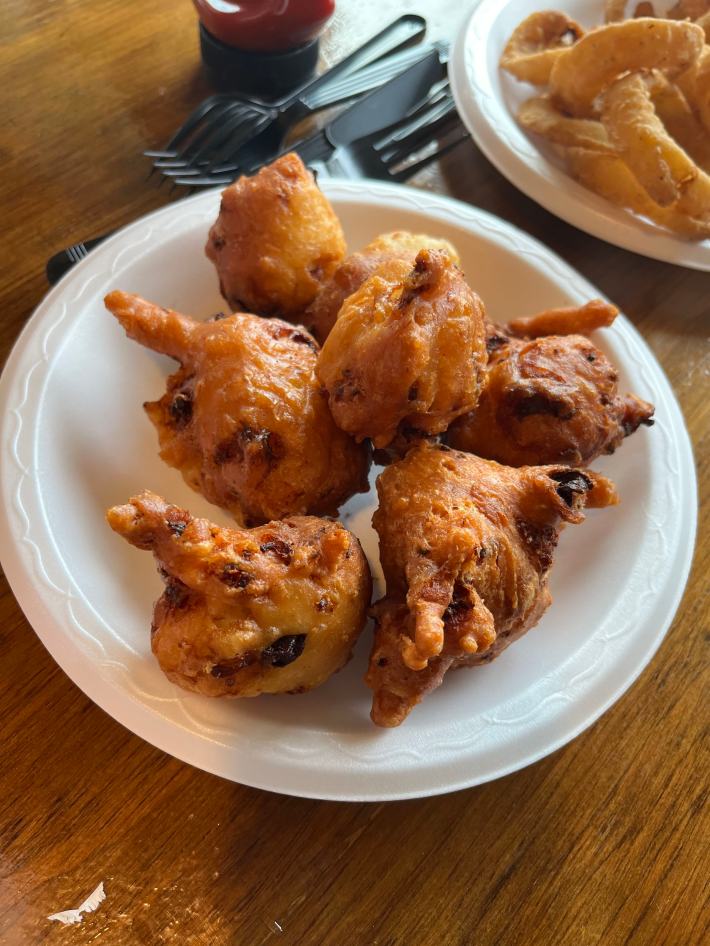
147, 15, 427, 176
177, 81, 469, 188
157, 42, 448, 182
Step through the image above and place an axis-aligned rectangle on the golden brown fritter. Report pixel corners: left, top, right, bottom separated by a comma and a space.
107, 492, 372, 697
316, 249, 487, 451
365, 443, 618, 726
304, 231, 460, 344
105, 291, 370, 526
447, 304, 654, 467
205, 153, 346, 319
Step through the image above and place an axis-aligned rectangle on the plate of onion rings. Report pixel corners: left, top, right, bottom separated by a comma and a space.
450, 0, 710, 269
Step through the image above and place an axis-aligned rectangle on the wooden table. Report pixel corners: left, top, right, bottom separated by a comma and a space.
2, 2, 707, 943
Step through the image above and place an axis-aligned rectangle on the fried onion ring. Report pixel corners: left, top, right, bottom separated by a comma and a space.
667, 0, 710, 19
677, 46, 710, 132
696, 12, 710, 41
500, 11, 584, 86
606, 0, 708, 19
565, 147, 710, 237
518, 95, 615, 152
652, 77, 710, 171
604, 0, 630, 21
602, 71, 698, 206
549, 18, 705, 116
676, 170, 710, 221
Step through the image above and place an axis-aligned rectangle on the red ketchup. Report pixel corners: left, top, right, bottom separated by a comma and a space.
193, 0, 335, 53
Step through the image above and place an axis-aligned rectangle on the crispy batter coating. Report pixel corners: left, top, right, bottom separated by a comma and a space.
677, 45, 710, 139
105, 291, 370, 526
305, 231, 460, 344
447, 308, 654, 467
564, 146, 710, 238
107, 492, 372, 697
517, 95, 615, 154
604, 0, 660, 20
500, 11, 585, 86
652, 76, 710, 174
602, 71, 698, 207
205, 153, 346, 319
550, 19, 705, 118
506, 298, 619, 337
696, 10, 710, 42
316, 249, 487, 451
668, 0, 710, 19
604, 0, 630, 21
366, 444, 618, 726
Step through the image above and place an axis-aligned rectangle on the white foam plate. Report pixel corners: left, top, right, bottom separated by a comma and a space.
0, 181, 696, 800
449, 0, 710, 269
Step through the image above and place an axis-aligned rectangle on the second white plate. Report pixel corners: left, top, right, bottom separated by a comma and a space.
449, 0, 710, 270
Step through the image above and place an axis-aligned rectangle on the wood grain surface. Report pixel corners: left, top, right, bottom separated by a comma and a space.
1, 1, 708, 944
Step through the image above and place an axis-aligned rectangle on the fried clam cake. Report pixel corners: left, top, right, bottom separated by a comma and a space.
365, 443, 618, 727
107, 491, 372, 697
447, 300, 654, 467
317, 248, 487, 455
205, 152, 346, 321
105, 291, 370, 526
304, 230, 460, 344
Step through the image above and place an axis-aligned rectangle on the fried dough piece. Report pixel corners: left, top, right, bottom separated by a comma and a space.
205, 153, 346, 319
305, 231, 460, 344
105, 291, 370, 526
366, 444, 618, 726
317, 249, 487, 451
506, 298, 618, 337
447, 311, 654, 467
107, 492, 371, 697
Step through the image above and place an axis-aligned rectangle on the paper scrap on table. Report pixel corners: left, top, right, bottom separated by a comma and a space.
47, 881, 106, 925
